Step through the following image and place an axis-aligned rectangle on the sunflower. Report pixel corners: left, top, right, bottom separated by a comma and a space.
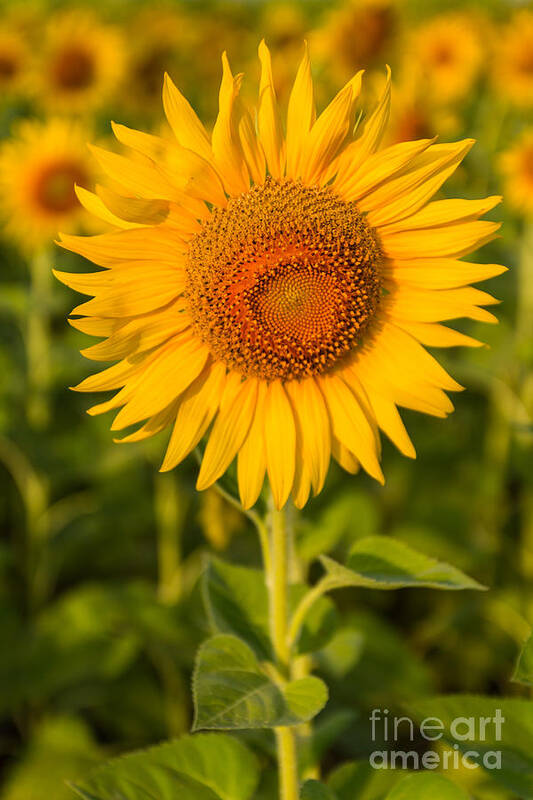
0, 118, 97, 253
492, 11, 533, 108
0, 25, 29, 101
312, 0, 398, 83
409, 12, 485, 105
55, 43, 504, 510
122, 4, 194, 115
499, 129, 533, 217
34, 10, 126, 114
384, 72, 460, 146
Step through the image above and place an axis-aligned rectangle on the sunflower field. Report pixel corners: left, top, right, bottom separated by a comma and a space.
0, 0, 532, 798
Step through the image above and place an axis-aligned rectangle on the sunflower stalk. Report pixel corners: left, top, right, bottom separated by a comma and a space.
26, 248, 52, 430
266, 494, 300, 800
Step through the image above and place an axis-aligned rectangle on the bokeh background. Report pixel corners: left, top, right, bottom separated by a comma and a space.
0, 0, 532, 798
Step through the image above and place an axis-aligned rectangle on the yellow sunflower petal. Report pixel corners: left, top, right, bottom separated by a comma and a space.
75, 186, 141, 230
237, 382, 267, 509
163, 72, 213, 163
110, 334, 210, 430
111, 122, 167, 161
286, 41, 316, 179
300, 71, 363, 185
86, 384, 138, 417
395, 320, 484, 348
333, 66, 391, 188
381, 220, 501, 260
161, 361, 227, 471
343, 367, 415, 458
68, 316, 119, 337
212, 52, 249, 196
235, 96, 266, 186
72, 355, 150, 393
292, 459, 312, 510
286, 377, 331, 495
352, 327, 455, 417
364, 140, 475, 226
264, 380, 296, 509
70, 273, 185, 318
334, 137, 434, 200
317, 373, 384, 484
114, 401, 180, 444
388, 286, 499, 324
113, 121, 227, 207
331, 438, 360, 474
258, 40, 285, 180
375, 320, 464, 391
196, 375, 258, 490
381, 196, 502, 233
95, 185, 200, 235
89, 144, 197, 210
81, 301, 190, 361
57, 229, 186, 266
384, 258, 507, 289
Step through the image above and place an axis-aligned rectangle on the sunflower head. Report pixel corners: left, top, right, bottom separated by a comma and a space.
56, 42, 504, 510
0, 118, 100, 253
500, 129, 533, 217
124, 4, 193, 113
492, 11, 533, 108
410, 12, 485, 104
35, 10, 126, 113
313, 0, 398, 80
0, 27, 29, 99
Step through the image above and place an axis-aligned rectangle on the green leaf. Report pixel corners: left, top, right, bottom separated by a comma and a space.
202, 558, 271, 659
2, 715, 102, 800
71, 733, 259, 800
407, 695, 533, 798
513, 629, 533, 686
327, 761, 400, 800
301, 779, 338, 800
321, 536, 486, 591
317, 612, 433, 704
386, 773, 469, 799
315, 627, 364, 679
193, 634, 328, 730
203, 557, 337, 657
297, 491, 379, 563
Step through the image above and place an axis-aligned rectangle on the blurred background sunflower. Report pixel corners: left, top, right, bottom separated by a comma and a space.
0, 1, 531, 799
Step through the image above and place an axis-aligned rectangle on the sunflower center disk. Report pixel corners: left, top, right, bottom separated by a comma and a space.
186, 177, 383, 381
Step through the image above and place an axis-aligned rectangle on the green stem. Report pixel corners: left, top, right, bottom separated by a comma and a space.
287, 577, 332, 651
154, 472, 184, 604
212, 479, 271, 573
266, 495, 299, 800
26, 249, 52, 430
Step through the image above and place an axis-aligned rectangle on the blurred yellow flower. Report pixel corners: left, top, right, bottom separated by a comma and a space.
123, 4, 194, 114
313, 0, 398, 81
0, 26, 30, 101
0, 118, 96, 253
500, 129, 533, 217
384, 71, 462, 146
34, 10, 126, 114
492, 11, 533, 108
56, 44, 504, 510
380, 73, 437, 145
410, 12, 485, 104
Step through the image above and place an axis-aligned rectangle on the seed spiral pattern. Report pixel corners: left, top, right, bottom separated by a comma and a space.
186, 177, 383, 381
